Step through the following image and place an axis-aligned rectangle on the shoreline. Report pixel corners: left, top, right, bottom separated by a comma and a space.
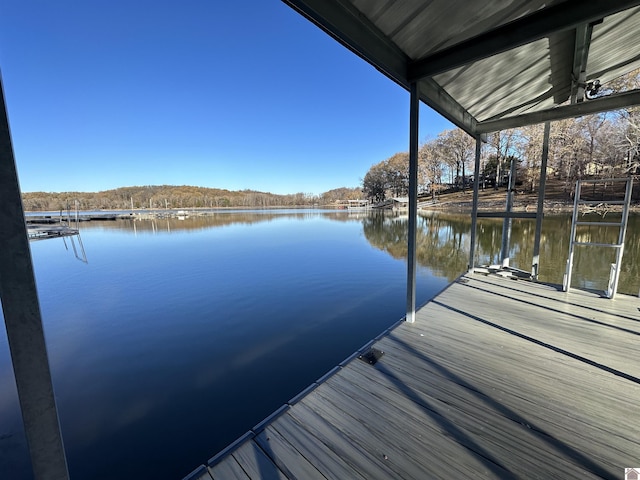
23, 197, 640, 216
420, 198, 640, 214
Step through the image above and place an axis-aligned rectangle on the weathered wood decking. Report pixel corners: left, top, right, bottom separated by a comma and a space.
27, 224, 79, 241
184, 273, 640, 479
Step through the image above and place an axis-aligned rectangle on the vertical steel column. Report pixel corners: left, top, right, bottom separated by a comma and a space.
406, 82, 419, 323
500, 156, 517, 267
0, 79, 69, 479
468, 135, 482, 271
531, 121, 550, 279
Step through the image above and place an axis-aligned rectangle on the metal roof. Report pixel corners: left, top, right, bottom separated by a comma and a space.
282, 0, 640, 135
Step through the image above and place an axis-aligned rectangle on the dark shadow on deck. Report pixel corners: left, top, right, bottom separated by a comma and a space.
372, 361, 516, 478
384, 332, 617, 478
433, 300, 640, 384
463, 280, 640, 335
472, 275, 640, 324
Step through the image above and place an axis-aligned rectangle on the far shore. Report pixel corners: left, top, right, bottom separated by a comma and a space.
24, 200, 640, 215
23, 189, 640, 215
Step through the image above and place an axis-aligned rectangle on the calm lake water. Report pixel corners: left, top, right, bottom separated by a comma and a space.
1, 209, 638, 479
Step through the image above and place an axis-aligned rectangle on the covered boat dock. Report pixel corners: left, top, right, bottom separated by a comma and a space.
1, 1, 640, 479
185, 0, 640, 478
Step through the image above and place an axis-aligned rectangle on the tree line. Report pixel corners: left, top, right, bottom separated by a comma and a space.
363, 72, 640, 202
22, 185, 363, 211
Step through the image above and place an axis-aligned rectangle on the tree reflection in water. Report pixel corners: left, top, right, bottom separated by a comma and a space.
79, 209, 639, 295
362, 210, 640, 295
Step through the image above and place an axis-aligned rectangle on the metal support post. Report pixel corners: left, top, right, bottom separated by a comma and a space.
406, 82, 419, 323
531, 121, 550, 279
500, 155, 517, 267
468, 135, 482, 271
0, 78, 70, 479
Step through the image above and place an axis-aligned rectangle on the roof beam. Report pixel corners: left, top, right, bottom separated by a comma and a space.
475, 89, 640, 133
281, 0, 478, 134
408, 0, 640, 81
418, 79, 477, 134
570, 23, 596, 103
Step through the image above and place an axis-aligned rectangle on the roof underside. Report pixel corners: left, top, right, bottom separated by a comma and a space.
282, 0, 640, 135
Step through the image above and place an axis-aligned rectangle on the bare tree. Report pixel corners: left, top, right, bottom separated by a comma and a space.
418, 140, 443, 199
436, 129, 475, 192
486, 129, 521, 188
518, 124, 545, 193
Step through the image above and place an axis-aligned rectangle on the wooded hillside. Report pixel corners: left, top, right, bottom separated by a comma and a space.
22, 185, 363, 211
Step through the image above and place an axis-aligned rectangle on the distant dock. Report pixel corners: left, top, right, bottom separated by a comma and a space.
27, 224, 79, 241
185, 272, 639, 479
26, 213, 117, 223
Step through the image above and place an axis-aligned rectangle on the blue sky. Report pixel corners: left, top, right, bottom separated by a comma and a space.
0, 1, 453, 195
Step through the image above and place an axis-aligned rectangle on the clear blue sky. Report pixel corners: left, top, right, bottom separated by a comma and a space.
0, 0, 454, 195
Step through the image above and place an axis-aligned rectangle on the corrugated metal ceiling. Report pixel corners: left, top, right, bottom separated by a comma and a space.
366, 0, 564, 60
283, 0, 640, 134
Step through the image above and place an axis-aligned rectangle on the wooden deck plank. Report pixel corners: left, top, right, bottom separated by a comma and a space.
267, 413, 367, 480
469, 275, 640, 327
208, 457, 249, 480
378, 332, 636, 438
389, 312, 639, 415
286, 401, 402, 479
303, 382, 473, 480
319, 363, 513, 478
421, 279, 640, 378
463, 277, 640, 338
185, 273, 640, 480
344, 352, 613, 478
230, 440, 288, 480
365, 340, 625, 477
474, 273, 639, 313
385, 311, 639, 448
254, 426, 326, 480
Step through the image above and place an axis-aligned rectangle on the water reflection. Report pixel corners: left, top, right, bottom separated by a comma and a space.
361, 211, 639, 296
61, 234, 88, 263
101, 210, 360, 234
363, 212, 470, 281
77, 210, 640, 295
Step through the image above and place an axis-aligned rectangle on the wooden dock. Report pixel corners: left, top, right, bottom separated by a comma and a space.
184, 273, 640, 479
27, 224, 79, 241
